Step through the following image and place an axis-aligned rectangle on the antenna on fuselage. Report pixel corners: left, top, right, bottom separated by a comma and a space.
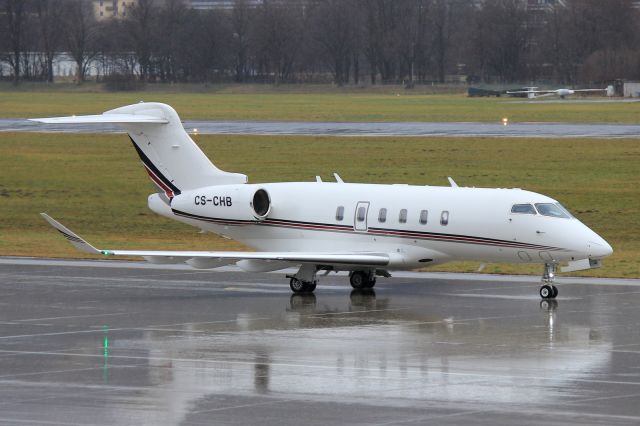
447, 177, 459, 187
316, 176, 322, 183
333, 173, 344, 183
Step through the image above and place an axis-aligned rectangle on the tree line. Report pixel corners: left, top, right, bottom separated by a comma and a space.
1, 0, 638, 86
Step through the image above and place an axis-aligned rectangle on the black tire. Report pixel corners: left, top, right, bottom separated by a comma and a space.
551, 286, 558, 298
364, 278, 376, 288
303, 281, 317, 292
350, 271, 367, 289
539, 284, 553, 299
290, 278, 305, 293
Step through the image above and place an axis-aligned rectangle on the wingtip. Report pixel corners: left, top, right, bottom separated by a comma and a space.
40, 213, 102, 255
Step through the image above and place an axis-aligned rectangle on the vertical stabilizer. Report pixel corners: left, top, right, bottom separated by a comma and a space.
105, 103, 247, 198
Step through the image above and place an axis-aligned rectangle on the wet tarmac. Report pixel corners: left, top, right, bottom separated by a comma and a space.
1, 257, 640, 425
3, 118, 640, 138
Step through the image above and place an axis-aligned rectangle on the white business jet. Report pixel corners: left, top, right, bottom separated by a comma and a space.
507, 85, 613, 99
32, 103, 612, 299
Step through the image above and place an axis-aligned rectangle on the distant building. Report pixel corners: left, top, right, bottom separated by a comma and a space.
93, 0, 138, 21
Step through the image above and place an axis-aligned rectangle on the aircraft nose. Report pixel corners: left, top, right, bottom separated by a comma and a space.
587, 239, 613, 259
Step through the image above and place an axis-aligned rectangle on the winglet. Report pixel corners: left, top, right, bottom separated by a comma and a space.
40, 213, 102, 255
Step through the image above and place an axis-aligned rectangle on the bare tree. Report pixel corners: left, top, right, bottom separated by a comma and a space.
252, 0, 304, 84
1, 0, 27, 84
472, 0, 529, 83
231, 0, 251, 82
156, 0, 189, 82
309, 0, 359, 85
64, 0, 99, 82
126, 0, 157, 81
35, 0, 63, 83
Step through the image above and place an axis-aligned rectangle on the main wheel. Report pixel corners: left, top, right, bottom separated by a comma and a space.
303, 281, 317, 292
350, 271, 367, 289
364, 278, 376, 288
551, 285, 558, 298
290, 277, 305, 293
540, 284, 553, 299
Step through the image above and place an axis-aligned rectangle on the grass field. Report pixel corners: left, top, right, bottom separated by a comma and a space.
1, 83, 640, 123
1, 132, 638, 278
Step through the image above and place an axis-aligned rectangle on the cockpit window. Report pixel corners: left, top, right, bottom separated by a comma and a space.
535, 203, 571, 218
511, 204, 536, 215
554, 203, 573, 218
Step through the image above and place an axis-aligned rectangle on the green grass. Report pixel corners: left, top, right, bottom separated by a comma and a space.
1, 132, 638, 278
1, 84, 639, 123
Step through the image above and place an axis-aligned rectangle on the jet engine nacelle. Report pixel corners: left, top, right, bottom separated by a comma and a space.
171, 185, 271, 222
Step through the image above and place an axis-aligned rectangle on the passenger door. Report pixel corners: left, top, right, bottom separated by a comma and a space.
354, 202, 370, 232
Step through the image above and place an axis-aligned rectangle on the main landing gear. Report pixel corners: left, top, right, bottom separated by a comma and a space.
287, 264, 318, 294
287, 266, 381, 294
539, 263, 558, 300
349, 270, 376, 289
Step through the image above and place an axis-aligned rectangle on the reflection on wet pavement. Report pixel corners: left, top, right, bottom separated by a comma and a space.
0, 258, 639, 425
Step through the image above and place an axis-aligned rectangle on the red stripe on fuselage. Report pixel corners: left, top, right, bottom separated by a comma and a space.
170, 209, 565, 252
143, 164, 175, 199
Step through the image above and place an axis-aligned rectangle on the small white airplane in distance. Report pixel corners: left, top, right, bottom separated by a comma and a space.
31, 103, 613, 299
507, 85, 614, 99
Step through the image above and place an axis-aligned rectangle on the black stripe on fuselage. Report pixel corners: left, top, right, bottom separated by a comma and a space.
171, 209, 566, 252
129, 136, 181, 196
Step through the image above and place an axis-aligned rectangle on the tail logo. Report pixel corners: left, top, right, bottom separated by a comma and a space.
129, 137, 181, 199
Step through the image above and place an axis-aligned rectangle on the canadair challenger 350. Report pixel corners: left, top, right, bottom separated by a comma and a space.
32, 102, 612, 299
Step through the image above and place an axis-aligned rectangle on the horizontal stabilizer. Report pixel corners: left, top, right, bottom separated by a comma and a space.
29, 114, 168, 124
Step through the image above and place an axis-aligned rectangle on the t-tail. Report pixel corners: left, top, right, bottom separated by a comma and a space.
30, 102, 247, 203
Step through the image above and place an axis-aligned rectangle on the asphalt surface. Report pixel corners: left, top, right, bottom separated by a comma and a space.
3, 118, 640, 138
1, 257, 640, 425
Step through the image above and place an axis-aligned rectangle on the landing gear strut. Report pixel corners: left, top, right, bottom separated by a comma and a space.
287, 264, 318, 294
349, 270, 376, 289
539, 263, 558, 299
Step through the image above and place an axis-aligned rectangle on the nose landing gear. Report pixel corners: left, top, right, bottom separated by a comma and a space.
540, 263, 558, 299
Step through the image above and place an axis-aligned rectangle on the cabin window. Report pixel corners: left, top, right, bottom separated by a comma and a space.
511, 204, 536, 215
440, 210, 449, 226
357, 206, 366, 222
419, 210, 428, 225
378, 208, 387, 223
399, 209, 407, 224
535, 203, 571, 219
336, 206, 344, 221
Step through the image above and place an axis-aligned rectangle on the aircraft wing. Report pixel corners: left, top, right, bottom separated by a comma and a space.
506, 90, 552, 95
572, 89, 605, 93
41, 213, 390, 267
532, 92, 557, 98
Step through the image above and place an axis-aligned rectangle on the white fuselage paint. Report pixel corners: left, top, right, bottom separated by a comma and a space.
150, 182, 612, 271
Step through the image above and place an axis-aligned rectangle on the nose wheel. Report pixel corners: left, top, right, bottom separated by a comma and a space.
540, 263, 558, 299
539, 284, 558, 299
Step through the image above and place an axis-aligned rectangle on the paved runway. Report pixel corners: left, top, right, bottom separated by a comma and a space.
1, 257, 640, 425
3, 118, 640, 138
